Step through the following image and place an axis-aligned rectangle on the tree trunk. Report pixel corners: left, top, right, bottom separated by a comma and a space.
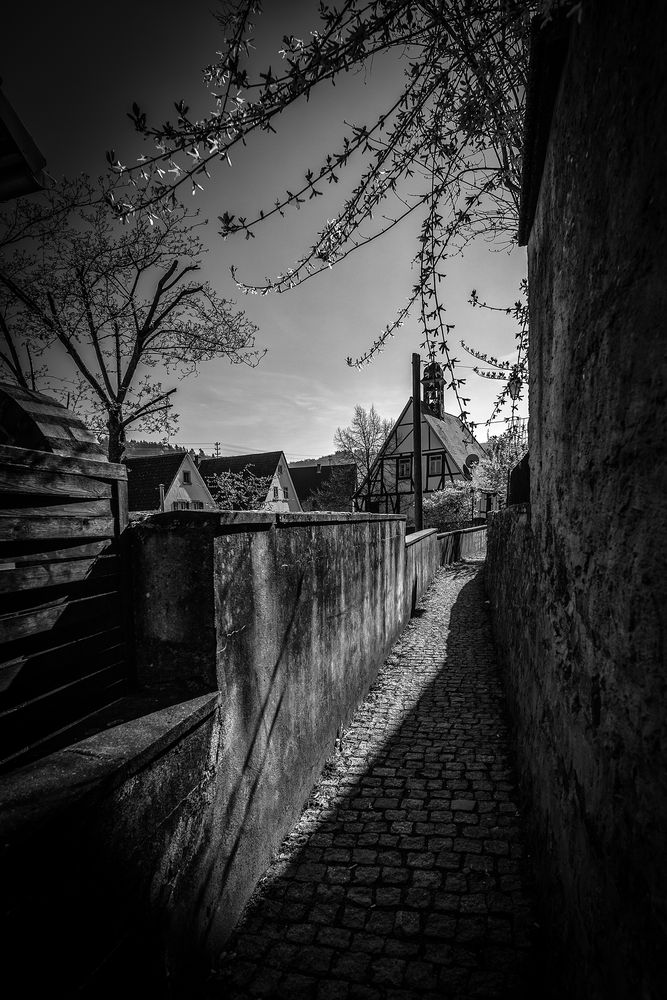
107, 409, 126, 463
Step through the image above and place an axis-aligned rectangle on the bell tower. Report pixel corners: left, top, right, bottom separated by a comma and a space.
421, 360, 445, 418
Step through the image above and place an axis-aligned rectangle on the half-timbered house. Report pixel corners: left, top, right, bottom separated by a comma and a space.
354, 361, 487, 526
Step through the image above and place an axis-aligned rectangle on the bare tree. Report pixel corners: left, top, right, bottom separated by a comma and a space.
334, 404, 393, 483
0, 176, 263, 461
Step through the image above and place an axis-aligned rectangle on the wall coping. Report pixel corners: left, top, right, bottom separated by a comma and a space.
0, 691, 219, 836
405, 528, 438, 547
437, 524, 488, 539
133, 510, 407, 534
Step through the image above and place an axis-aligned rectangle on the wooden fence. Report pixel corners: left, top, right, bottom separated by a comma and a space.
0, 444, 131, 770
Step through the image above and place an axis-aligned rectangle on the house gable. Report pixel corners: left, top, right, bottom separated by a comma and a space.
355, 397, 487, 521
126, 452, 216, 512
163, 453, 217, 511
199, 451, 302, 512
265, 453, 302, 512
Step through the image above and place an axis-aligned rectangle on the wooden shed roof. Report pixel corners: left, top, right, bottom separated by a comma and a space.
0, 382, 106, 461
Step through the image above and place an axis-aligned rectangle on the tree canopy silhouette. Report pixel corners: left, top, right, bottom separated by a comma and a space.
109, 1, 573, 424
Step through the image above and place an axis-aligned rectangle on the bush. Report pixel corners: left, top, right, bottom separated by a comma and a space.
423, 482, 477, 531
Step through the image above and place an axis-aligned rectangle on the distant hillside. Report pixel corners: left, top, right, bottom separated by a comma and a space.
124, 440, 183, 457
289, 451, 354, 468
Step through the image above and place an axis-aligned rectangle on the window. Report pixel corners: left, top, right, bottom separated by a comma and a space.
283, 487, 288, 499
273, 486, 279, 500
398, 456, 411, 479
278, 464, 283, 474
192, 501, 204, 510
172, 500, 190, 510
182, 470, 191, 484
428, 454, 442, 477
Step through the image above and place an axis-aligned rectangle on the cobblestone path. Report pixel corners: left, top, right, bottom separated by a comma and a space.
207, 563, 538, 1000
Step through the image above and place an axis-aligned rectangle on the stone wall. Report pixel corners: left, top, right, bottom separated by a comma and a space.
486, 3, 667, 997
0, 512, 440, 994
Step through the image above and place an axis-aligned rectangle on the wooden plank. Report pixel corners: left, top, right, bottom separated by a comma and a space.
0, 629, 124, 695
0, 513, 115, 542
0, 667, 127, 766
0, 444, 127, 481
0, 683, 127, 772
0, 499, 111, 519
1, 539, 112, 566
0, 662, 125, 721
0, 623, 122, 670
33, 417, 97, 443
113, 478, 129, 533
0, 467, 112, 499
1, 395, 70, 417
0, 554, 119, 594
0, 590, 121, 644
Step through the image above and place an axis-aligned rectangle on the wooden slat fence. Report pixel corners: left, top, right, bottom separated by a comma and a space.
0, 444, 131, 770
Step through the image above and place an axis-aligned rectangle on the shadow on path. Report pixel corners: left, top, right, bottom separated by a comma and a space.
206, 563, 540, 1000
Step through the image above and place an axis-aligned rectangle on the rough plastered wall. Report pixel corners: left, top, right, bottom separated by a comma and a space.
131, 512, 439, 987
488, 4, 667, 998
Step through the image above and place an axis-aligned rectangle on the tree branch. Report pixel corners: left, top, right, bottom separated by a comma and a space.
0, 311, 30, 389
76, 268, 116, 399
120, 386, 177, 429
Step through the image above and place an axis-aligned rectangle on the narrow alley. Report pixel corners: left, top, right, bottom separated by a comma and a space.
207, 562, 538, 1000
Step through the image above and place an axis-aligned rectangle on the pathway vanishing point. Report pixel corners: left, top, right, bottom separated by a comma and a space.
206, 562, 539, 1000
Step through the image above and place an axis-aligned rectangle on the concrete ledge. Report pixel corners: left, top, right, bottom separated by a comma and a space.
436, 523, 489, 538
405, 527, 438, 547
138, 510, 407, 534
0, 692, 219, 833
0, 690, 222, 994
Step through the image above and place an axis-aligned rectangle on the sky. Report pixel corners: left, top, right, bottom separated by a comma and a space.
1, 0, 527, 460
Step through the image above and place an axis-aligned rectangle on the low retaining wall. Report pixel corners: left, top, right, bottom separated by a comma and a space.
0, 512, 440, 994
438, 523, 487, 564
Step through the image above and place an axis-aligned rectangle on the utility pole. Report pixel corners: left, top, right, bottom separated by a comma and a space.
412, 353, 423, 531
215, 441, 221, 457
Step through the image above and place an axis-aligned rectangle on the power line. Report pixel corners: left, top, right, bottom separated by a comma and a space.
148, 439, 323, 458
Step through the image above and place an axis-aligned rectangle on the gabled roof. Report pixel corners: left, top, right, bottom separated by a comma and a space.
422, 407, 487, 475
199, 451, 283, 479
289, 463, 357, 505
125, 452, 188, 511
354, 397, 487, 498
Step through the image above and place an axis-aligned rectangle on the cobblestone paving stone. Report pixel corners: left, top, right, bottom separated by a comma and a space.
206, 562, 538, 1000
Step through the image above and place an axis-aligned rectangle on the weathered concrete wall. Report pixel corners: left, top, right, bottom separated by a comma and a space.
133, 512, 439, 967
487, 4, 667, 997
405, 527, 440, 613
438, 524, 487, 565
0, 512, 440, 994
